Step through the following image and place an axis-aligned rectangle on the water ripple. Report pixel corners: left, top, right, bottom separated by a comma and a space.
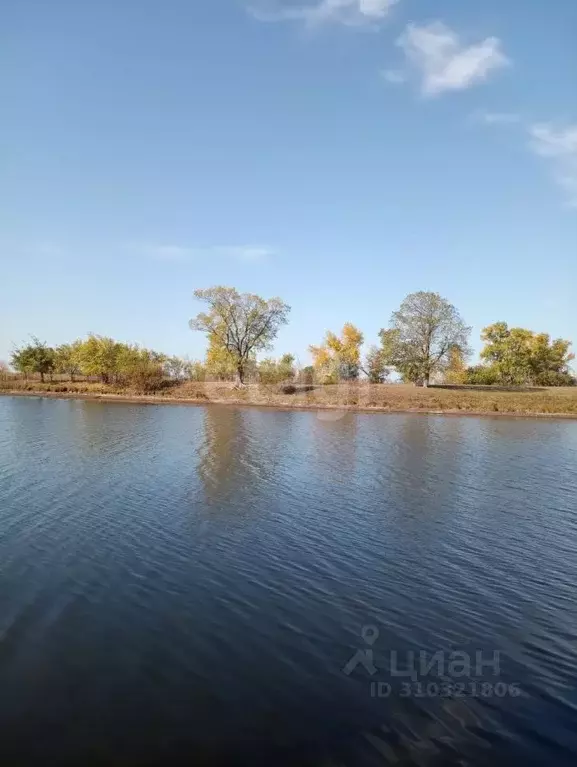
1, 397, 577, 765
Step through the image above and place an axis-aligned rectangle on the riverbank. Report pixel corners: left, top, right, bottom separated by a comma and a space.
2, 381, 577, 418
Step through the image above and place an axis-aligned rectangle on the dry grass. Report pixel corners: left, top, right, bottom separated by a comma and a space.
2, 379, 577, 416
0, 380, 125, 395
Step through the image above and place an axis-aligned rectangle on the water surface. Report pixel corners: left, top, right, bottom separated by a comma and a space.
1, 396, 577, 766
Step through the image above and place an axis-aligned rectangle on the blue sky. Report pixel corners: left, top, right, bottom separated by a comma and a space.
2, 0, 576, 367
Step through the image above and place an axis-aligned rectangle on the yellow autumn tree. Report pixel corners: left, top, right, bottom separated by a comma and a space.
444, 345, 468, 384
205, 332, 238, 380
309, 323, 364, 382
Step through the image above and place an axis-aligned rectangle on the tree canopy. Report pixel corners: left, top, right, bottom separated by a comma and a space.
204, 332, 240, 381
54, 342, 82, 382
478, 322, 574, 386
444, 345, 468, 385
190, 287, 290, 384
258, 354, 296, 385
380, 292, 471, 385
75, 335, 124, 384
11, 337, 56, 382
309, 323, 364, 382
364, 345, 389, 384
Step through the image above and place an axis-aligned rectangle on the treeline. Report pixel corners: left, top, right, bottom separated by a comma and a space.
10, 336, 171, 391
7, 334, 299, 391
303, 292, 575, 387
6, 288, 576, 390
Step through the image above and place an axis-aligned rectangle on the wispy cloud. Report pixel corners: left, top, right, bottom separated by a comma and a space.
0, 241, 68, 262
473, 112, 577, 209
529, 123, 577, 208
249, 0, 399, 28
215, 246, 274, 262
394, 22, 509, 97
132, 243, 275, 263
32, 242, 67, 258
470, 109, 520, 125
146, 245, 192, 262
380, 68, 406, 85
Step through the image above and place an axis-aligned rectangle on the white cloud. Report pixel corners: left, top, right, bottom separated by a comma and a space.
396, 22, 509, 96
133, 244, 275, 263
358, 0, 396, 17
249, 0, 399, 27
529, 123, 577, 207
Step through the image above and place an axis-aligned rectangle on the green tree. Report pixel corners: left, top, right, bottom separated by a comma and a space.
278, 353, 296, 381
54, 341, 82, 381
190, 287, 290, 385
10, 348, 33, 379
11, 337, 56, 382
465, 364, 500, 386
479, 323, 574, 385
528, 333, 574, 385
258, 358, 280, 385
76, 335, 123, 383
258, 354, 295, 385
364, 345, 389, 384
480, 323, 532, 384
380, 292, 471, 386
300, 365, 315, 385
116, 345, 166, 392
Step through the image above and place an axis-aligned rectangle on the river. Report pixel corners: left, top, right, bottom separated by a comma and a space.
1, 396, 577, 766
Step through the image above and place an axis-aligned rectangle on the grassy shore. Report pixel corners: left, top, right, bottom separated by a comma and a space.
2, 379, 577, 417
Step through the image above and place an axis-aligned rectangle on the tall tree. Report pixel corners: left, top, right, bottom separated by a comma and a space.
309, 323, 364, 382
190, 287, 290, 385
380, 292, 471, 386
11, 337, 56, 382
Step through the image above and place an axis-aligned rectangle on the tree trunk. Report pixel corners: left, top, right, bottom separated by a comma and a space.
235, 362, 245, 387
40, 372, 45, 383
